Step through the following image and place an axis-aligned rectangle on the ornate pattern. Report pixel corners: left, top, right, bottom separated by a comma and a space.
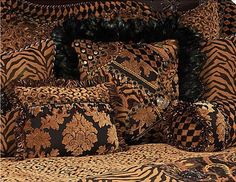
131, 100, 230, 152
13, 84, 120, 160
180, 0, 220, 40
82, 40, 179, 143
0, 144, 235, 181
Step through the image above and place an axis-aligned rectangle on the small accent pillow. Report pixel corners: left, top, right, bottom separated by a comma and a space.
12, 83, 121, 160
131, 100, 230, 152
180, 0, 220, 40
219, 1, 236, 37
82, 40, 179, 142
200, 36, 236, 101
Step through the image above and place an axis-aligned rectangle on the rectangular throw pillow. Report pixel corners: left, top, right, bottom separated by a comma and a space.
12, 83, 121, 160
0, 39, 56, 157
80, 39, 179, 143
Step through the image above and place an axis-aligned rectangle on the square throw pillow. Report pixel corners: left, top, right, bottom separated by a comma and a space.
0, 39, 56, 157
131, 100, 230, 152
12, 83, 121, 160
179, 0, 220, 40
200, 36, 236, 101
80, 39, 179, 142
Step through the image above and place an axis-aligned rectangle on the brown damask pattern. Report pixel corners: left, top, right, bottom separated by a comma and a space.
16, 102, 119, 159
1, 144, 235, 181
131, 100, 230, 152
180, 0, 220, 40
82, 40, 179, 143
13, 84, 120, 160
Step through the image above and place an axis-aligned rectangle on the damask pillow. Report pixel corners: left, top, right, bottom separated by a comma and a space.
200, 36, 236, 101
219, 1, 236, 37
131, 100, 230, 152
81, 39, 179, 142
0, 39, 56, 157
179, 0, 220, 40
12, 83, 121, 160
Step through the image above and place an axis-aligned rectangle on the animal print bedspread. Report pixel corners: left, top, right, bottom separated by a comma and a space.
1, 144, 235, 181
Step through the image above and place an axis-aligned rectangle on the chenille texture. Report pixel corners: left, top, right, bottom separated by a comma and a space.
13, 83, 121, 160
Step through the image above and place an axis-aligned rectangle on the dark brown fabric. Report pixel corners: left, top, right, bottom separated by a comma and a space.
80, 40, 179, 143
131, 100, 230, 152
200, 36, 236, 101
13, 83, 122, 160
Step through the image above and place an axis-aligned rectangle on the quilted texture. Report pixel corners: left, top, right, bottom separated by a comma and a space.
200, 36, 236, 101
131, 100, 230, 152
12, 83, 121, 160
0, 39, 56, 157
180, 0, 220, 40
82, 40, 179, 142
219, 1, 236, 37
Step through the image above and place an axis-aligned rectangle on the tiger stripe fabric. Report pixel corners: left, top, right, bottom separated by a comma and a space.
0, 39, 55, 89
200, 36, 236, 101
0, 39, 56, 157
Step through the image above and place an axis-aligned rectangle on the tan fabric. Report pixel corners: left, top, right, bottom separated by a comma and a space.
1, 144, 235, 181
180, 0, 220, 40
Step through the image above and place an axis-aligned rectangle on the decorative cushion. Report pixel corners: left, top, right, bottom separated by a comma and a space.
200, 36, 236, 101
214, 99, 236, 148
81, 40, 179, 142
131, 100, 230, 152
12, 83, 121, 160
180, 0, 220, 40
0, 39, 56, 157
0, 39, 56, 89
219, 1, 236, 37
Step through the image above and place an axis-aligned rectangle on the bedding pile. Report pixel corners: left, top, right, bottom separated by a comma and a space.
0, 0, 235, 181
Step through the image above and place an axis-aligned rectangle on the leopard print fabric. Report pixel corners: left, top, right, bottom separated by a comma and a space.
14, 83, 114, 107
1, 144, 235, 181
180, 0, 220, 40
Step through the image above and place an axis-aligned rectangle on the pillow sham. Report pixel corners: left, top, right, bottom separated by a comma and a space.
130, 100, 230, 152
12, 83, 121, 160
0, 39, 56, 89
179, 0, 220, 40
0, 39, 56, 157
81, 40, 179, 142
200, 36, 236, 101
